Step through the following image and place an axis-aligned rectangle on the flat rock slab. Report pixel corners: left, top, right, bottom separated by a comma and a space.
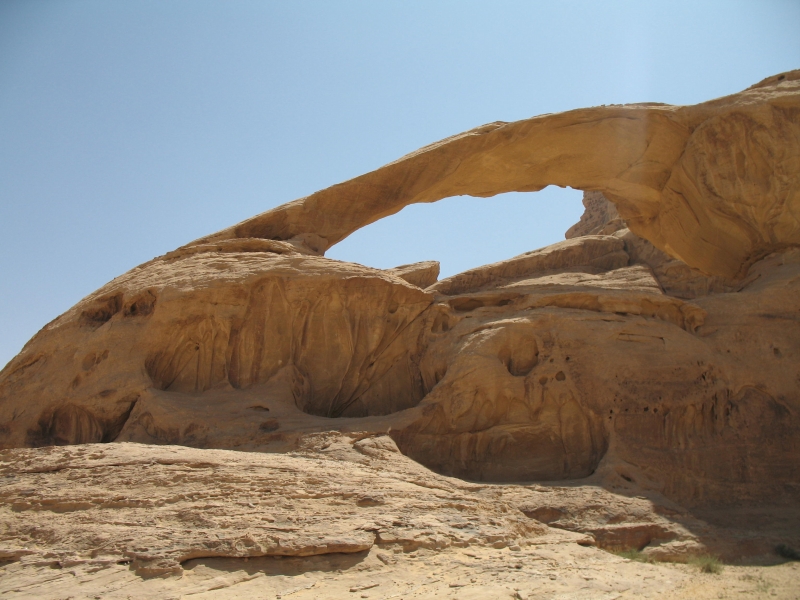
1, 440, 799, 599
0, 438, 544, 577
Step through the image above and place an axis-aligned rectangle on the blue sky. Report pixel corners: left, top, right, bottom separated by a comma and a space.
1, 1, 798, 368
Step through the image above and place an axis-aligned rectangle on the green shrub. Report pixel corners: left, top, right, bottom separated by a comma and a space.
687, 554, 723, 574
613, 549, 655, 563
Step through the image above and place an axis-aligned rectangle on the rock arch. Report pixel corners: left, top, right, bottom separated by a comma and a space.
190, 70, 800, 279
1, 71, 799, 499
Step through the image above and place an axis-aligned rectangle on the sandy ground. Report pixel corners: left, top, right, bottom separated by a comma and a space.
2, 543, 799, 599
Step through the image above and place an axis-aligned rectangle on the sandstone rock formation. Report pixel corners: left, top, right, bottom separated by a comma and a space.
191, 70, 800, 279
2, 440, 799, 599
1, 71, 799, 596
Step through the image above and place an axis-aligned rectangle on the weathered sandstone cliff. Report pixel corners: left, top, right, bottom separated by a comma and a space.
1, 71, 799, 597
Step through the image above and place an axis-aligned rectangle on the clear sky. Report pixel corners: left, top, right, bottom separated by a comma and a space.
1, 1, 798, 369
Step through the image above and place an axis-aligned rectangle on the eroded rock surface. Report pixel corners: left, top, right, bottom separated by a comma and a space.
192, 71, 800, 279
1, 441, 799, 599
1, 71, 800, 597
386, 260, 440, 289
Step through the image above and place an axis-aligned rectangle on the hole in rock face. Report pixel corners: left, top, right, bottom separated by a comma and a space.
326, 188, 583, 279
123, 290, 157, 317
449, 297, 483, 312
26, 395, 138, 446
498, 340, 539, 377
81, 294, 123, 325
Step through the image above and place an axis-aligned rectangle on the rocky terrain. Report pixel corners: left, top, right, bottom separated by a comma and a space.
1, 440, 799, 599
1, 70, 799, 598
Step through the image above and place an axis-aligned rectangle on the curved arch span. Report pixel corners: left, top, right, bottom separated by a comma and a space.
190, 71, 800, 278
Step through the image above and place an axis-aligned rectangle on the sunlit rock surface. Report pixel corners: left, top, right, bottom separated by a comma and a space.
1, 71, 799, 598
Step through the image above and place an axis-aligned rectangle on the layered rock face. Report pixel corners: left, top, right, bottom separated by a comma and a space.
4, 440, 799, 599
1, 71, 799, 515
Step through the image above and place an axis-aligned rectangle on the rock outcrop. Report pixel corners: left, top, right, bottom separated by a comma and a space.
191, 70, 800, 279
1, 72, 799, 593
386, 260, 441, 289
3, 440, 799, 599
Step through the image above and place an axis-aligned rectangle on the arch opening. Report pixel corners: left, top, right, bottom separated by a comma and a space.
326, 186, 584, 279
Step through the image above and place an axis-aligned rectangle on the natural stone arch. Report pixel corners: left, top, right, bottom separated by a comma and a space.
190, 70, 800, 279
1, 70, 799, 506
